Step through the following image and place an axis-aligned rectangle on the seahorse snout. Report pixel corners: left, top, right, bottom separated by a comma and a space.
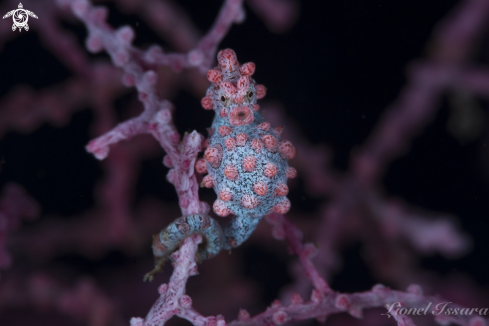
229, 106, 254, 126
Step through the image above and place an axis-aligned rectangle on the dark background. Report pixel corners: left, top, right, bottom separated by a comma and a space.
0, 0, 487, 314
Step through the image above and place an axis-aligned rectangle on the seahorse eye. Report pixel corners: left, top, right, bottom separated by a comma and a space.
248, 91, 253, 98
221, 96, 226, 102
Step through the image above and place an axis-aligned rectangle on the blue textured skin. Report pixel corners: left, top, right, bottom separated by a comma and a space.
206, 92, 290, 249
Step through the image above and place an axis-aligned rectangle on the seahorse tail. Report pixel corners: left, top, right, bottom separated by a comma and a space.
222, 216, 262, 250
152, 214, 224, 261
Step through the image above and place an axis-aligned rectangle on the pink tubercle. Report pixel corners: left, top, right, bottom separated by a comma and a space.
195, 158, 208, 174
206, 69, 222, 83
213, 200, 231, 217
273, 198, 291, 214
255, 84, 267, 99
237, 76, 250, 91
202, 175, 214, 188
241, 194, 260, 209
286, 167, 297, 179
253, 182, 268, 196
218, 126, 233, 136
263, 162, 278, 178
273, 126, 284, 137
236, 133, 248, 146
274, 183, 289, 197
201, 96, 213, 110
242, 155, 257, 172
250, 138, 263, 153
224, 164, 239, 180
257, 122, 271, 131
204, 145, 222, 168
224, 137, 236, 151
261, 134, 277, 152
219, 189, 233, 201
220, 81, 237, 97
278, 140, 296, 159
239, 62, 256, 76
217, 48, 239, 72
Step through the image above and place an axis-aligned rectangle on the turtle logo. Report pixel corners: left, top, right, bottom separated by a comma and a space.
2, 3, 38, 32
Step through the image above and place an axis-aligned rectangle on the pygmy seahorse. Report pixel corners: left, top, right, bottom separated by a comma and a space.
146, 49, 296, 281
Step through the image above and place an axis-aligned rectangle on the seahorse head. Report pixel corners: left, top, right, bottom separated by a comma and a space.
200, 49, 267, 127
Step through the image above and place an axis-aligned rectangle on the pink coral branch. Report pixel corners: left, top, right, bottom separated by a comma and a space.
452, 68, 489, 98
0, 184, 39, 271
62, 0, 244, 73
191, 0, 244, 73
377, 200, 471, 257
263, 104, 471, 286
222, 214, 488, 326
0, 80, 91, 138
31, 0, 90, 76
165, 131, 208, 216
130, 235, 221, 326
85, 99, 205, 215
112, 0, 200, 52
131, 0, 245, 73
265, 101, 456, 267
85, 100, 177, 160
225, 219, 487, 326
392, 313, 416, 326
246, 0, 299, 33
266, 214, 331, 295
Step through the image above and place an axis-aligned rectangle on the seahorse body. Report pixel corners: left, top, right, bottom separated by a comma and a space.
148, 50, 296, 279
197, 49, 296, 249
